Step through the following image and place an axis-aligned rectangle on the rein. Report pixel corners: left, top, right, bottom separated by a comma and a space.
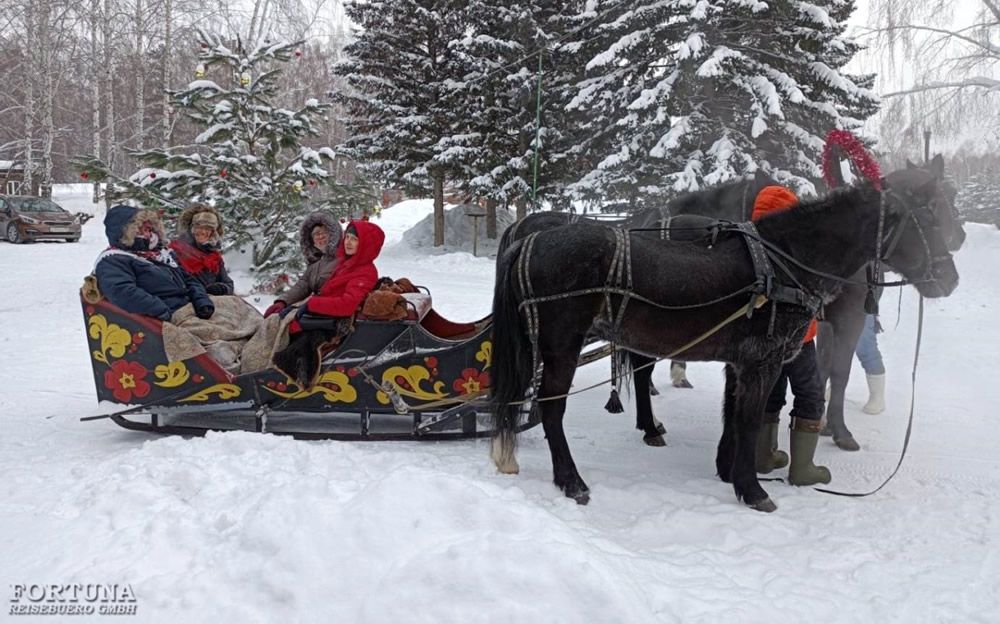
814, 296, 925, 498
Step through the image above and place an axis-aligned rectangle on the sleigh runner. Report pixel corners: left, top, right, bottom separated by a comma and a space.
80, 281, 539, 440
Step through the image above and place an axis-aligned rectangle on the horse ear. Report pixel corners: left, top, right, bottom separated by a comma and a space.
929, 154, 945, 178
906, 159, 918, 170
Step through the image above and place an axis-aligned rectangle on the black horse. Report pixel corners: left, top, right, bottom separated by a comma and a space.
816, 155, 966, 449
489, 184, 958, 511
497, 173, 775, 445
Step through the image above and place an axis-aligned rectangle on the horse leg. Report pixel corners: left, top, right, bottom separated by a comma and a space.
630, 352, 667, 446
539, 349, 591, 504
730, 362, 782, 512
715, 364, 738, 483
670, 360, 693, 388
820, 306, 865, 451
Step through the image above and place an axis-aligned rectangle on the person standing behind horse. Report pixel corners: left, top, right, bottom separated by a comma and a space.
752, 186, 831, 486
263, 212, 343, 318
855, 313, 886, 414
169, 204, 234, 296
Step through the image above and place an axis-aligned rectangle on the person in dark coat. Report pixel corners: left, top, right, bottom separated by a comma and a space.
264, 212, 342, 317
95, 205, 214, 321
168, 203, 234, 295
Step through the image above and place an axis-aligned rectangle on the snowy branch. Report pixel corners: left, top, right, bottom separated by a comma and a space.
881, 77, 1000, 98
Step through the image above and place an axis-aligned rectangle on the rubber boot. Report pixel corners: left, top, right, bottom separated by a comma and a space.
755, 412, 789, 474
670, 362, 693, 389
788, 418, 832, 486
862, 374, 886, 415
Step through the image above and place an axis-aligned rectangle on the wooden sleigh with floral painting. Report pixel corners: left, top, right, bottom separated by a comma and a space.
79, 277, 539, 441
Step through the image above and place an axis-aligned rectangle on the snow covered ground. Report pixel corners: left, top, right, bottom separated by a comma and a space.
1, 185, 998, 622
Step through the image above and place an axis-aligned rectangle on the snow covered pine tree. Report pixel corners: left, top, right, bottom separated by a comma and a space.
75, 31, 374, 290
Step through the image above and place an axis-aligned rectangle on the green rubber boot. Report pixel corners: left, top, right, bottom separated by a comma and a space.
788, 418, 832, 486
755, 412, 789, 474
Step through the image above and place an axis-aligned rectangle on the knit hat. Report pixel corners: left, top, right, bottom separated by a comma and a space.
191, 211, 219, 229
751, 186, 798, 221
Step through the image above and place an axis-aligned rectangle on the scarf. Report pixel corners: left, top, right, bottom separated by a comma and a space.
171, 237, 223, 275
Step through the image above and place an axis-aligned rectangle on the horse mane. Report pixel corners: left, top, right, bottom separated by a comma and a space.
753, 184, 881, 249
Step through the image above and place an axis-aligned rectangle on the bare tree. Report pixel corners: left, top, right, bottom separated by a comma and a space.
860, 0, 1000, 157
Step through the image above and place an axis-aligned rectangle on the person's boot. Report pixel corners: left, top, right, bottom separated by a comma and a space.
788, 418, 832, 486
862, 374, 886, 414
755, 412, 789, 474
670, 362, 693, 389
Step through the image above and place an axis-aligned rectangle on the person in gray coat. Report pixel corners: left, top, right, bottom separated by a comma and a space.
264, 212, 343, 317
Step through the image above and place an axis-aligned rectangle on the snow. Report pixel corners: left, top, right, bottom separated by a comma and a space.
2, 186, 999, 621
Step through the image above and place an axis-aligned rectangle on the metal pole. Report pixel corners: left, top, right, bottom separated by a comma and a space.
923, 130, 931, 165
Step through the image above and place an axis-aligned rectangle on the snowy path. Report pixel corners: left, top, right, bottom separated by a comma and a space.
1, 187, 998, 622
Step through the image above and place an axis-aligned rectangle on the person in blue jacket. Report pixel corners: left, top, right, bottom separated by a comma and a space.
94, 204, 214, 321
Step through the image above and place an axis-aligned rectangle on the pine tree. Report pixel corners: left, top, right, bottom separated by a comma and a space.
451, 0, 580, 222
75, 31, 375, 287
956, 172, 1000, 228
333, 0, 474, 246
561, 0, 880, 207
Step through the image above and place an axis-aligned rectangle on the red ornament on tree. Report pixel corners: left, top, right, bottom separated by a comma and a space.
339, 218, 346, 224
294, 49, 302, 58
80, 172, 89, 181
220, 169, 228, 178
148, 172, 156, 179
307, 179, 317, 187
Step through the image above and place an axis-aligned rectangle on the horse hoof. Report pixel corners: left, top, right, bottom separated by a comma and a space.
834, 436, 860, 451
573, 492, 590, 505
643, 434, 666, 447
748, 497, 777, 513
655, 423, 667, 436
672, 379, 693, 389
649, 384, 660, 396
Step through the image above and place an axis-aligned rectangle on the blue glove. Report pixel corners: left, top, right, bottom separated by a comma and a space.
195, 305, 215, 320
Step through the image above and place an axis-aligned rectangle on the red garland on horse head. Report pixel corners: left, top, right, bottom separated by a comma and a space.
822, 130, 882, 191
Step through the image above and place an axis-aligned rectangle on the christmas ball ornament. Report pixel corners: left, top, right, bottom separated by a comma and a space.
195, 63, 206, 78
240, 72, 251, 87
339, 218, 346, 224
220, 169, 228, 178
80, 172, 89, 181
148, 172, 156, 179
292, 180, 304, 192
307, 179, 317, 188
294, 49, 302, 58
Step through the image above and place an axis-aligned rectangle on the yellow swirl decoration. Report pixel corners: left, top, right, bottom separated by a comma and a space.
178, 383, 241, 402
88, 314, 132, 365
376, 365, 448, 405
154, 361, 190, 388
476, 340, 492, 370
263, 371, 358, 403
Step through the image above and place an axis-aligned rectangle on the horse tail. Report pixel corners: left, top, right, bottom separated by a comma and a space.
490, 239, 533, 475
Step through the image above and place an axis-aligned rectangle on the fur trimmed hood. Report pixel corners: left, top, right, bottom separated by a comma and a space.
104, 205, 167, 250
178, 203, 224, 242
299, 211, 343, 264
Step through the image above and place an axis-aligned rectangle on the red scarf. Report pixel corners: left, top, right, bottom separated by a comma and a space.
170, 238, 222, 275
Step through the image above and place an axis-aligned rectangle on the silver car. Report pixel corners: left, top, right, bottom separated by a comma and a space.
0, 195, 82, 243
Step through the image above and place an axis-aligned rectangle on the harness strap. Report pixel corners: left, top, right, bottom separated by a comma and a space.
734, 222, 775, 319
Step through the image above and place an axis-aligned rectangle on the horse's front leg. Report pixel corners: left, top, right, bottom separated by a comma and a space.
716, 364, 738, 482
539, 351, 591, 504
630, 352, 666, 447
731, 362, 782, 512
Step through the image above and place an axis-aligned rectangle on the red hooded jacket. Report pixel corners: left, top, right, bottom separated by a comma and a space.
305, 220, 385, 317
751, 186, 817, 343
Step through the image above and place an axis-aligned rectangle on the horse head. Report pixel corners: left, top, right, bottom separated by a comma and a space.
902, 155, 966, 251
879, 172, 960, 299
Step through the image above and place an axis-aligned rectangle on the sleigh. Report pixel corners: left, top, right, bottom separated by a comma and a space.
80, 281, 539, 440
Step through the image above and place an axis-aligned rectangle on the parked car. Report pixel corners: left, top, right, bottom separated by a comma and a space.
0, 195, 82, 243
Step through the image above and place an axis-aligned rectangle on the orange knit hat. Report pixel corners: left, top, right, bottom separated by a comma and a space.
751, 186, 798, 221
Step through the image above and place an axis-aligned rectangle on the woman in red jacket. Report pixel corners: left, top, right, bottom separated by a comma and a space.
302, 219, 385, 318
274, 220, 385, 386
751, 186, 831, 487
